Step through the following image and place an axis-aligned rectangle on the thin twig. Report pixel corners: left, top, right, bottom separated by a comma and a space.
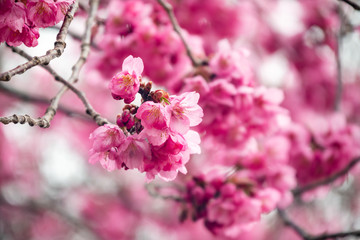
278, 208, 360, 240
339, 0, 360, 10
292, 156, 360, 197
146, 184, 185, 203
6, 45, 83, 89
0, 1, 79, 81
10, 0, 105, 128
43, 0, 105, 127
277, 208, 312, 240
71, 0, 99, 84
156, 0, 203, 67
0, 194, 99, 240
0, 83, 91, 121
335, 5, 344, 111
312, 230, 360, 240
3, 45, 109, 127
78, 0, 105, 25
49, 25, 100, 50
0, 114, 50, 127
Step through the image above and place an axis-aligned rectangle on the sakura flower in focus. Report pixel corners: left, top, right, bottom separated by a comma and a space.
0, 0, 26, 33
136, 101, 171, 145
109, 55, 144, 103
0, 0, 39, 47
117, 133, 151, 172
168, 92, 203, 134
26, 0, 59, 28
145, 131, 190, 181
91, 56, 203, 181
89, 124, 126, 171
0, 0, 73, 46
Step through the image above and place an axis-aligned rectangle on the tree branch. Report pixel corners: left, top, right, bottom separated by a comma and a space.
0, 114, 51, 127
339, 0, 360, 10
42, 0, 104, 127
0, 83, 91, 121
278, 208, 360, 240
3, 44, 109, 127
156, 0, 204, 67
146, 184, 185, 203
1, 0, 107, 128
312, 230, 360, 240
49, 25, 100, 50
292, 156, 360, 197
334, 6, 344, 111
0, 1, 79, 81
0, 194, 100, 240
277, 208, 312, 240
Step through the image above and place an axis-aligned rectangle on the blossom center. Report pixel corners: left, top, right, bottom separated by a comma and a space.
121, 74, 134, 87
172, 104, 184, 118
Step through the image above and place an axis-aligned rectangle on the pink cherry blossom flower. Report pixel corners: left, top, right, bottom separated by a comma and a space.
144, 131, 189, 181
0, 0, 40, 47
208, 79, 237, 107
26, 0, 59, 28
168, 92, 203, 134
209, 40, 253, 84
55, 0, 74, 22
109, 55, 144, 103
89, 124, 126, 171
26, 0, 74, 28
184, 130, 201, 154
89, 148, 118, 172
181, 75, 210, 97
117, 133, 151, 172
206, 188, 262, 237
0, 0, 26, 33
136, 101, 171, 145
89, 124, 125, 152
0, 23, 39, 47
255, 188, 281, 212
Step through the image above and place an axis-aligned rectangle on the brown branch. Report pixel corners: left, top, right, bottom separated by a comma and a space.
292, 156, 360, 197
339, 0, 360, 10
334, 6, 343, 111
0, 83, 91, 121
277, 208, 312, 240
278, 208, 360, 240
49, 26, 100, 50
0, 114, 51, 127
4, 35, 108, 127
71, 0, 99, 84
312, 230, 360, 240
156, 0, 204, 67
0, 1, 79, 81
146, 184, 185, 203
1, 0, 107, 128
78, 0, 105, 25
6, 45, 83, 90
0, 194, 100, 240
42, 0, 105, 127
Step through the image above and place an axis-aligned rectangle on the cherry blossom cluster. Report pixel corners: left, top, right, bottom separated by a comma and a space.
3, 0, 360, 239
148, 39, 298, 237
286, 113, 360, 194
183, 162, 295, 238
88, 0, 205, 89
167, 0, 243, 52
256, 0, 339, 114
89, 55, 203, 181
0, 0, 74, 47
179, 40, 288, 151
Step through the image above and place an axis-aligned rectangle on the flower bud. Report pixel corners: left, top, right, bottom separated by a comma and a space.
126, 117, 135, 130
151, 89, 170, 103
